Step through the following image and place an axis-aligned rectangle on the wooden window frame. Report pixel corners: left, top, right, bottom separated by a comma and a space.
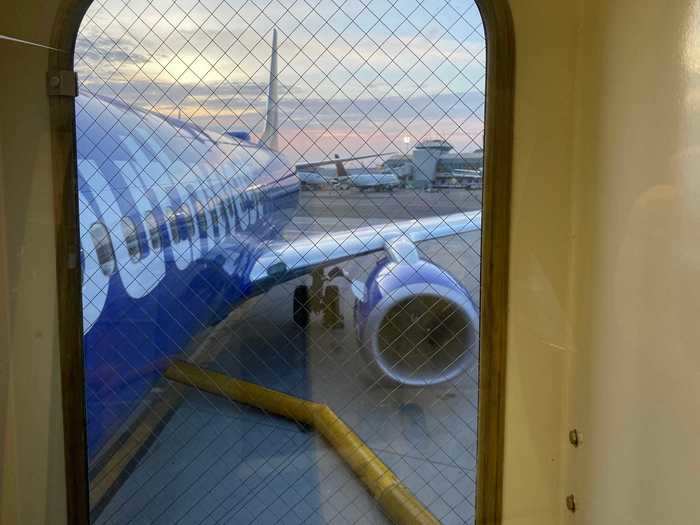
48, 1, 514, 522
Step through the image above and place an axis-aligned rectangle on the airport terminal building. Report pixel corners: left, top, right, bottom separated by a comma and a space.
384, 140, 484, 188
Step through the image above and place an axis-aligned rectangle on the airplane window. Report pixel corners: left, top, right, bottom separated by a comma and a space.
165, 207, 180, 244
145, 212, 161, 253
216, 197, 229, 235
226, 195, 238, 230
209, 201, 220, 238
89, 222, 115, 276
254, 192, 263, 217
178, 204, 195, 240
121, 217, 142, 262
194, 200, 207, 237
226, 194, 235, 220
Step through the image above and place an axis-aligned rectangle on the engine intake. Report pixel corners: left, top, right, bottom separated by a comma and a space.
355, 245, 478, 387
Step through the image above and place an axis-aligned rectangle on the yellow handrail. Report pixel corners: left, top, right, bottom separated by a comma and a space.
165, 360, 440, 525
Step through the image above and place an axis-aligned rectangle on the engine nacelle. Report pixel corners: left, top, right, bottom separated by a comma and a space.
354, 237, 479, 386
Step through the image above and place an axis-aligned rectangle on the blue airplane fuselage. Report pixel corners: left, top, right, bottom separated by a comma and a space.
76, 94, 299, 459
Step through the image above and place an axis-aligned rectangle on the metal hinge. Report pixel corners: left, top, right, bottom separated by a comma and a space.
47, 71, 78, 97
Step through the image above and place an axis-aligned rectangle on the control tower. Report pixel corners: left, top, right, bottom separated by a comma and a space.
412, 140, 453, 188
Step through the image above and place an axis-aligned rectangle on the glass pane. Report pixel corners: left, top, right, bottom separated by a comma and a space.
75, 0, 486, 522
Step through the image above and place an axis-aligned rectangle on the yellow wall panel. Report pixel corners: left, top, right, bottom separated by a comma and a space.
0, 18, 67, 524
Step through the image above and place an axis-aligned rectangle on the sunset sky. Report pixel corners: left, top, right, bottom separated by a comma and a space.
76, 0, 486, 167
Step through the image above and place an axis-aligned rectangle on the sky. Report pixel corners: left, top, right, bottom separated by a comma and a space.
75, 0, 486, 167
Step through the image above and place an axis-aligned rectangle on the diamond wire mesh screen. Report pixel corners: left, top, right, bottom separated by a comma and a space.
74, 0, 485, 523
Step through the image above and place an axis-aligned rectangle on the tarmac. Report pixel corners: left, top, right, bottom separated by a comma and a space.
97, 188, 482, 525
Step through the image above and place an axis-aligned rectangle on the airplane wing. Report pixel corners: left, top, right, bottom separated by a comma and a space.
249, 211, 481, 286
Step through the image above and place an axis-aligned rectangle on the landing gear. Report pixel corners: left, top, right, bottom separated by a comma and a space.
322, 285, 343, 329
293, 268, 346, 329
293, 285, 310, 328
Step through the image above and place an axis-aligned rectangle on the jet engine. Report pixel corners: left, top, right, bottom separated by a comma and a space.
353, 236, 479, 387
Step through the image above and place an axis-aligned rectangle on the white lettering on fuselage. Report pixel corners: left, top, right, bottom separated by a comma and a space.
79, 157, 267, 332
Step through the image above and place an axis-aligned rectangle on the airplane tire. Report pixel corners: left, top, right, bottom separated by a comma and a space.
322, 285, 343, 329
293, 285, 310, 328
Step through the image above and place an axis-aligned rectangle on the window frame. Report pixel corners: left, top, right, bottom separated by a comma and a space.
209, 199, 220, 238
165, 206, 180, 245
194, 200, 208, 238
49, 1, 514, 522
216, 196, 229, 236
145, 211, 162, 253
120, 216, 142, 262
177, 203, 195, 240
88, 221, 116, 276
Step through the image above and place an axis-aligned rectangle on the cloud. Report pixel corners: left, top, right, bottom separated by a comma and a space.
75, 0, 486, 165
75, 33, 150, 67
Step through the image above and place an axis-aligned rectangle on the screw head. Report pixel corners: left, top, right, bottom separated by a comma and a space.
569, 428, 580, 447
49, 75, 61, 88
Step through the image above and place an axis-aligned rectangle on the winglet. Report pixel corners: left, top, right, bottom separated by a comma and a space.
260, 28, 279, 152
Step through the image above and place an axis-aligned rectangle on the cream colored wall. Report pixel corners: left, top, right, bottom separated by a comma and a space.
569, 1, 700, 523
0, 7, 68, 523
501, 1, 580, 523
14, 1, 696, 524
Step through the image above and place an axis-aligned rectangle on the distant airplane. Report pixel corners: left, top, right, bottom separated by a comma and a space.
347, 170, 401, 191
296, 169, 337, 188
433, 168, 483, 189
296, 153, 400, 191
77, 28, 480, 458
